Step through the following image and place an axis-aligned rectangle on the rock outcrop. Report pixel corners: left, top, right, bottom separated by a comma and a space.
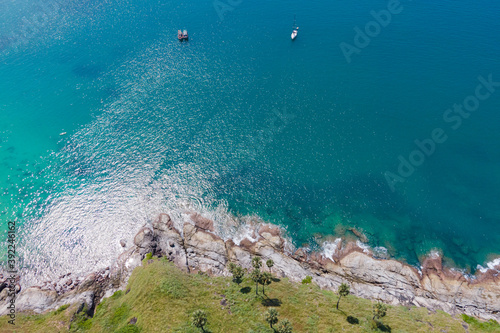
183, 223, 227, 274
2, 213, 499, 322
152, 213, 187, 271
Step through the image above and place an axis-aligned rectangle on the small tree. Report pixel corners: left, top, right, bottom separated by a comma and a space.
191, 309, 208, 332
336, 283, 350, 310
264, 308, 279, 329
250, 268, 261, 295
233, 265, 244, 284
228, 263, 244, 284
372, 302, 387, 321
260, 272, 272, 294
276, 319, 293, 333
266, 259, 274, 272
252, 256, 263, 270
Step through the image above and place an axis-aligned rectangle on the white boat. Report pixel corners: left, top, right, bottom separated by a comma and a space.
291, 15, 298, 40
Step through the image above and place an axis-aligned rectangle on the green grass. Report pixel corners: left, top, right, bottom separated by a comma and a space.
54, 304, 70, 315
1, 257, 498, 332
301, 276, 312, 285
462, 314, 500, 332
69, 305, 92, 332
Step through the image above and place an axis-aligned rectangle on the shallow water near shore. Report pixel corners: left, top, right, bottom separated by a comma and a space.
1, 0, 500, 284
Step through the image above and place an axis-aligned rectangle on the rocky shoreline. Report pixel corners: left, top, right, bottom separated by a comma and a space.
1, 213, 499, 322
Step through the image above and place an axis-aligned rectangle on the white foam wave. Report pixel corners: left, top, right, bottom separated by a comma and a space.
477, 258, 500, 273
372, 246, 389, 259
356, 240, 371, 254
428, 250, 441, 259
321, 239, 342, 260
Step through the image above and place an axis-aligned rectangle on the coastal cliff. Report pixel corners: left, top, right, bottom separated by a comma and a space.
1, 213, 499, 323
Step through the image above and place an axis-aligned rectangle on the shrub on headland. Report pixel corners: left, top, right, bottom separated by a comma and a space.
336, 283, 350, 310
301, 276, 312, 284
228, 262, 245, 284
191, 309, 208, 332
275, 318, 293, 333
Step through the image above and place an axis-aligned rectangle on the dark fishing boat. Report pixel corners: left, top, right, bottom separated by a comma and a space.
178, 30, 188, 41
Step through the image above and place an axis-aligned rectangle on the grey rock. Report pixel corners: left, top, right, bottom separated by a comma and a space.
3, 287, 57, 314
0, 289, 8, 302
133, 227, 155, 251
153, 214, 188, 271
183, 223, 227, 274
51, 290, 94, 313
110, 246, 142, 288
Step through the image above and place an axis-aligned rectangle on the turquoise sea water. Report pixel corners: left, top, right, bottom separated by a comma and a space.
1, 0, 500, 283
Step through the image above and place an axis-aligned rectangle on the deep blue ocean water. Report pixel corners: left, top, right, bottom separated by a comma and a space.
1, 0, 500, 283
